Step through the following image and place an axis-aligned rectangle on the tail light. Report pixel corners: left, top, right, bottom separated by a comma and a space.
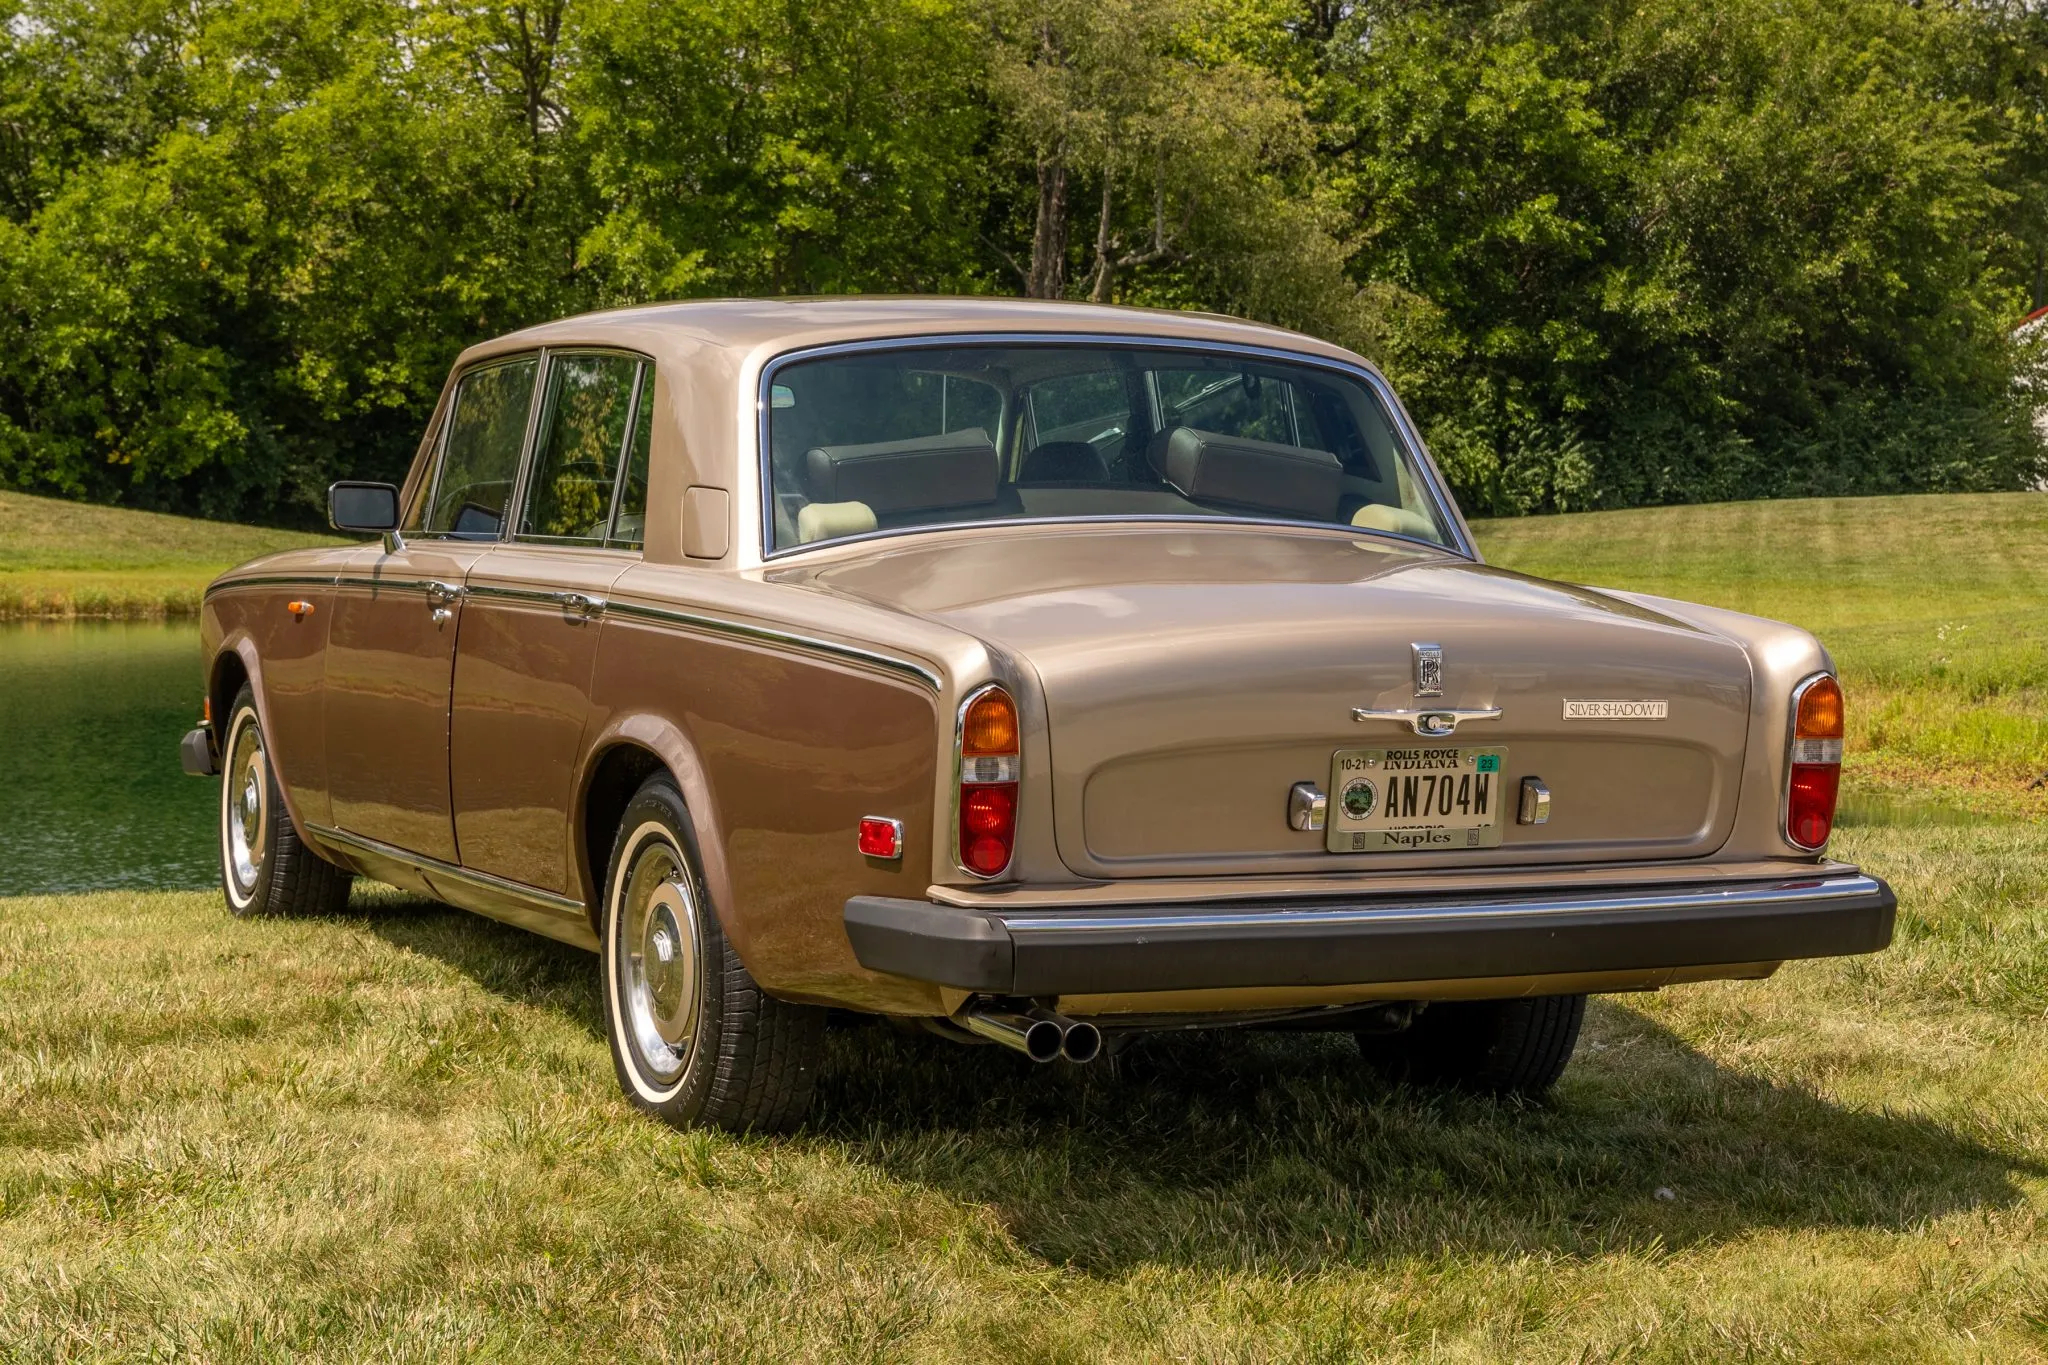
1786, 673, 1843, 850
958, 685, 1019, 877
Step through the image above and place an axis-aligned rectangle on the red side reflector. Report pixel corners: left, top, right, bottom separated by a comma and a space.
1788, 763, 1840, 849
857, 816, 904, 860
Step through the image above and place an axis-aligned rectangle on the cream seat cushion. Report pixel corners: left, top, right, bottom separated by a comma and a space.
1351, 503, 1438, 540
797, 500, 879, 544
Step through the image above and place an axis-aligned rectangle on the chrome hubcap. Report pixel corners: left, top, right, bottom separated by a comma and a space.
616, 836, 700, 1084
224, 713, 269, 895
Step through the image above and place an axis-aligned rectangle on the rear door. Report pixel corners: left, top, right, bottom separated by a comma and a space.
324, 353, 539, 862
450, 351, 653, 894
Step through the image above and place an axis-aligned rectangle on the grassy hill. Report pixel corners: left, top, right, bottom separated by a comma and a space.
1474, 492, 2048, 817
0, 490, 341, 619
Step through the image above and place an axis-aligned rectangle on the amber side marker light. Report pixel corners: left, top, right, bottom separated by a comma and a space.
959, 686, 1019, 877
1787, 674, 1844, 850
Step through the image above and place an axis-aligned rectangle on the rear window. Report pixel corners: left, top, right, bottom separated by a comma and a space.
764, 343, 1452, 553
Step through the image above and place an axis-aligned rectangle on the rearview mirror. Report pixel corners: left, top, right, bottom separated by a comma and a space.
329, 481, 400, 533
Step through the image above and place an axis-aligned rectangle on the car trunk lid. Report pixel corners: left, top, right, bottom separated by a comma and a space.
796, 525, 1753, 878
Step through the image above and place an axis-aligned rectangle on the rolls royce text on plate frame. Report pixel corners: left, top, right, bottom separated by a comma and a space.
180, 299, 1895, 1131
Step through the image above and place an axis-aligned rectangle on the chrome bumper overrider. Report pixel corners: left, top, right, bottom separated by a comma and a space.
844, 872, 1896, 996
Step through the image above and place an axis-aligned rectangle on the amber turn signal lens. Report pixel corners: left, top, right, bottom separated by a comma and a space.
1795, 674, 1843, 740
961, 688, 1018, 757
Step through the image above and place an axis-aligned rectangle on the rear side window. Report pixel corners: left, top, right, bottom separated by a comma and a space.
610, 363, 656, 548
424, 357, 540, 537
519, 352, 644, 543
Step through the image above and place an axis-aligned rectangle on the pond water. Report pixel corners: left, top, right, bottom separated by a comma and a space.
1, 621, 216, 895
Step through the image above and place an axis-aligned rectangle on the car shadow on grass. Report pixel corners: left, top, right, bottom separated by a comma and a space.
347, 887, 2041, 1273
806, 1006, 2043, 1272
350, 886, 606, 1039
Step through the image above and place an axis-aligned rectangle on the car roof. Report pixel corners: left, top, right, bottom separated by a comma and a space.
452, 296, 1370, 373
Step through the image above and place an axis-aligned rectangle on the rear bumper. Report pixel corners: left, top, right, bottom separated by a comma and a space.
844, 872, 1896, 996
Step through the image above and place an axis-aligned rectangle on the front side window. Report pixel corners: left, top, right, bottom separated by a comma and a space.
765, 343, 1452, 552
519, 352, 645, 544
423, 356, 540, 538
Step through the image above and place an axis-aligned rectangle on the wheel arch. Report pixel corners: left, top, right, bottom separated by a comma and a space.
574, 716, 740, 951
206, 633, 319, 843
208, 643, 252, 751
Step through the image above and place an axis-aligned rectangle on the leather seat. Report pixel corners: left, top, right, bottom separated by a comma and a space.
1351, 503, 1439, 540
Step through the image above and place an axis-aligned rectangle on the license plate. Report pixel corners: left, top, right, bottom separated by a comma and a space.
1326, 746, 1506, 852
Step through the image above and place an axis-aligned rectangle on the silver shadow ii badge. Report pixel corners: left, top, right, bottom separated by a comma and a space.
1411, 642, 1444, 697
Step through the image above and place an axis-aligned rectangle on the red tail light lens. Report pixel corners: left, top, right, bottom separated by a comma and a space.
960, 784, 1018, 875
1786, 674, 1844, 850
958, 685, 1018, 877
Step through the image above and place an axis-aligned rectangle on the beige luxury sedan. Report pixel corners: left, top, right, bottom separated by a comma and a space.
181, 298, 1894, 1131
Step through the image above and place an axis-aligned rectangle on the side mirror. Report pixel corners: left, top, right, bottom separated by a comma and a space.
329, 481, 400, 534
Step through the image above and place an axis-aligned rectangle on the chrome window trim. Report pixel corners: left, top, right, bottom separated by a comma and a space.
754, 332, 1476, 563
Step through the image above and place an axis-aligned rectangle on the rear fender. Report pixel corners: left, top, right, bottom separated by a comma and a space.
573, 713, 736, 948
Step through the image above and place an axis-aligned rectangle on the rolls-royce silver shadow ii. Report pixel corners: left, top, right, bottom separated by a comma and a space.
181, 299, 1896, 1130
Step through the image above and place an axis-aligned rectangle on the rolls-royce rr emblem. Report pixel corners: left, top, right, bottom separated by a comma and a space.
1412, 642, 1444, 697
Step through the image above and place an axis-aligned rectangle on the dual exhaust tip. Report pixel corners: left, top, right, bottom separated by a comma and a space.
961, 1003, 1101, 1064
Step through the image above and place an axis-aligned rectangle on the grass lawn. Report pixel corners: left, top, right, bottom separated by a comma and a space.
0, 490, 339, 619
0, 491, 2044, 1360
1475, 492, 2048, 818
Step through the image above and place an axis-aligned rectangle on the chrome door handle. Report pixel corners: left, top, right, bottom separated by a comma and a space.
1351, 706, 1503, 737
425, 580, 461, 626
558, 592, 606, 620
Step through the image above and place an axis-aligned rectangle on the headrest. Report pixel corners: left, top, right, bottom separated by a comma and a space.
797, 500, 878, 544
804, 427, 999, 513
1019, 440, 1108, 483
1350, 503, 1438, 541
1157, 427, 1343, 521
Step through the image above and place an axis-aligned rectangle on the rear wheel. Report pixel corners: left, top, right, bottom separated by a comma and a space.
600, 775, 826, 1132
218, 685, 354, 918
1357, 994, 1585, 1097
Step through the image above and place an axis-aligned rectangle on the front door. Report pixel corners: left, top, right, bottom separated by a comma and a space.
451, 350, 652, 893
324, 541, 490, 861
323, 353, 542, 862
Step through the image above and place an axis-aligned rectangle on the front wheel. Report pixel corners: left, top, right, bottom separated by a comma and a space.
600, 775, 826, 1132
218, 684, 354, 918
1357, 994, 1586, 1097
